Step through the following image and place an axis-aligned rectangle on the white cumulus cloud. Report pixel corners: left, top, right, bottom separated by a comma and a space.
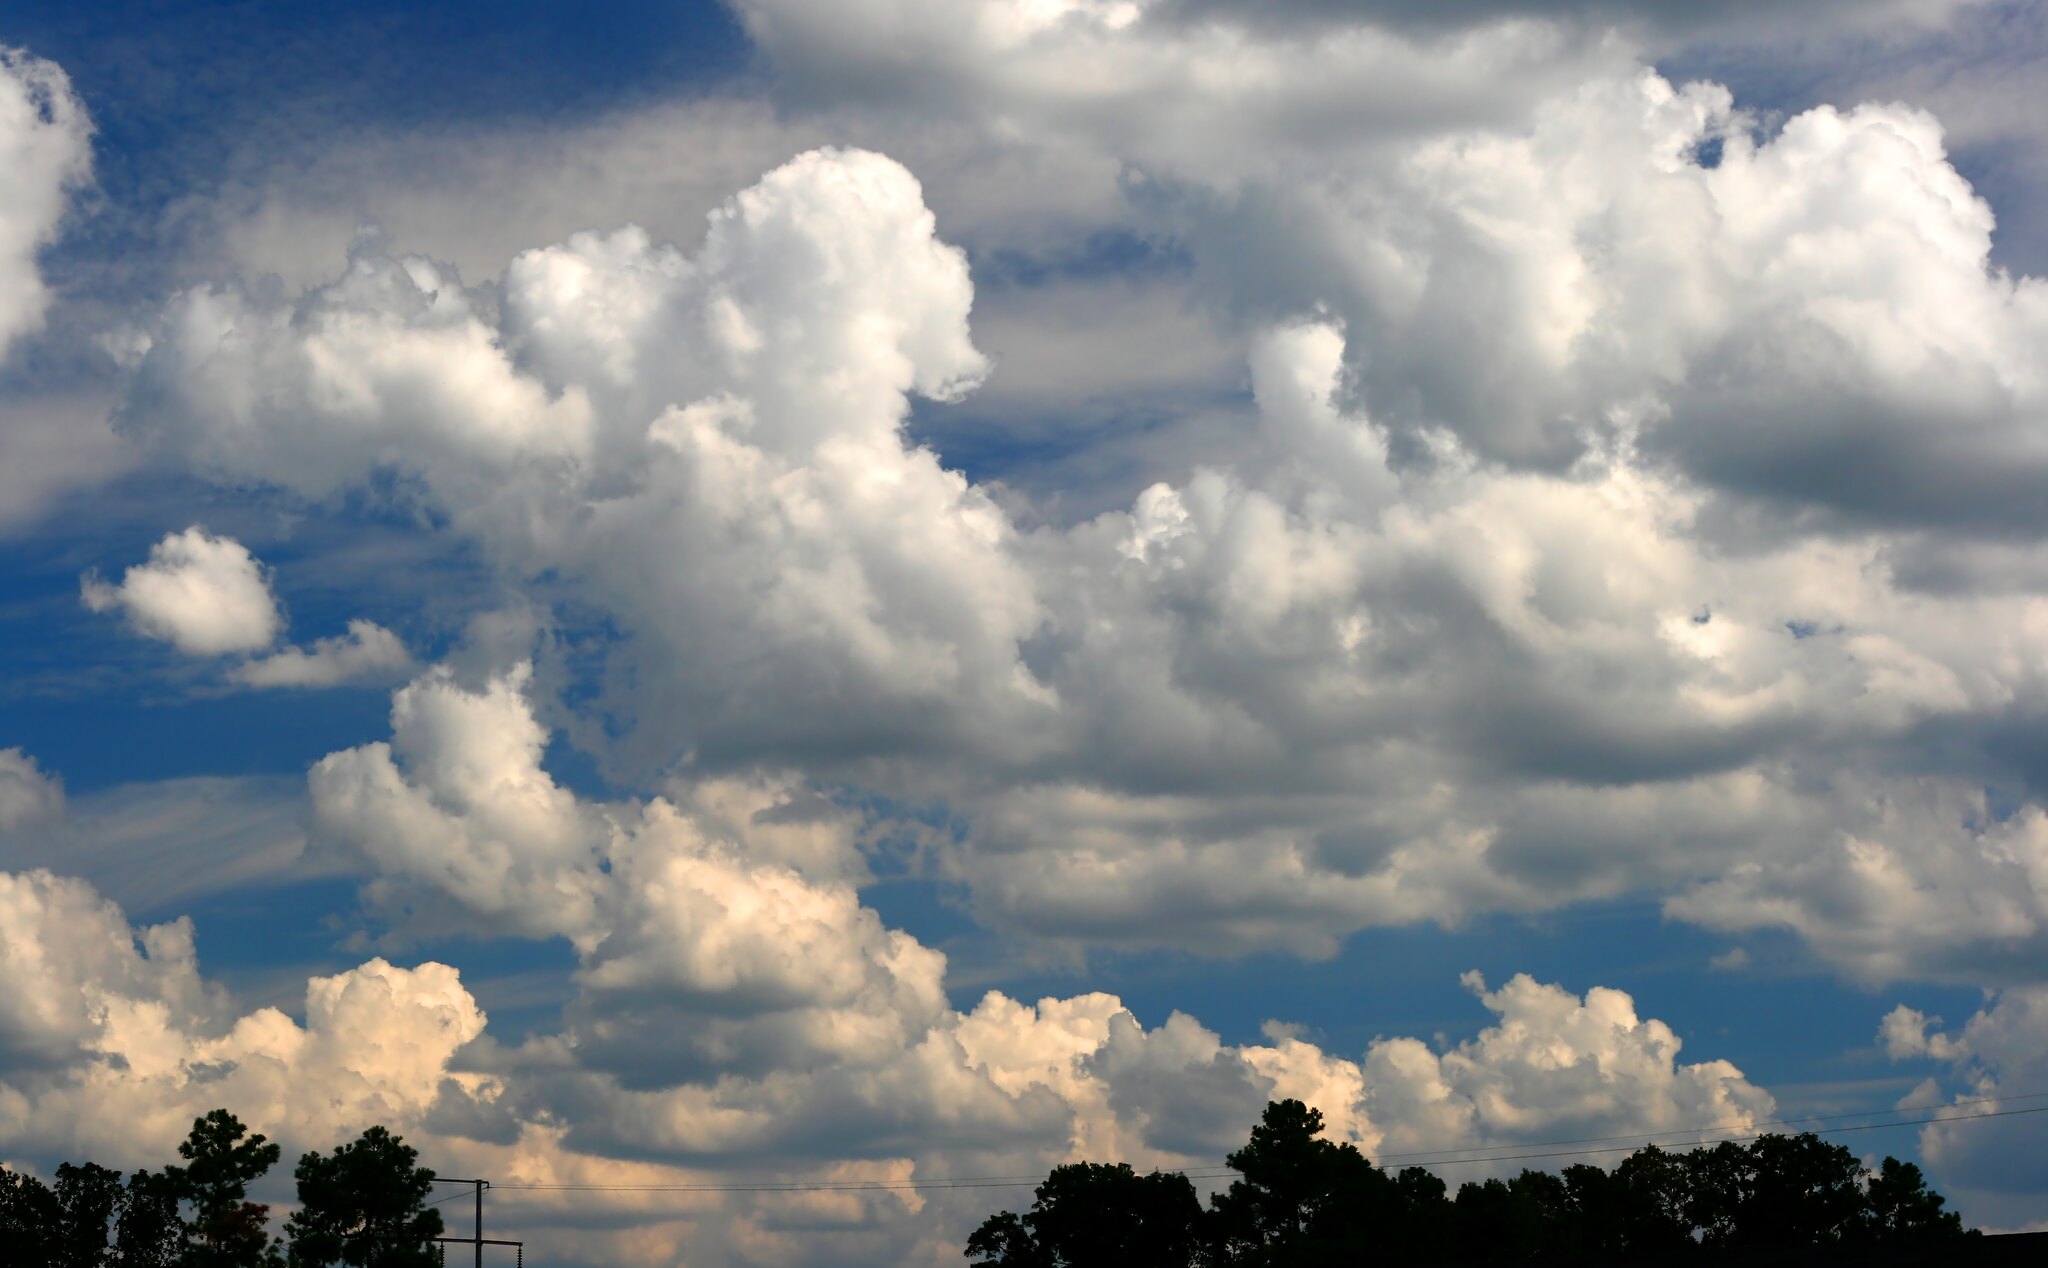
82, 527, 283, 655
104, 116, 2048, 986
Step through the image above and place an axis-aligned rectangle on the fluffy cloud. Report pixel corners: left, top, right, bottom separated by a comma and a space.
81, 527, 283, 655
0, 47, 90, 362
738, 2, 2048, 528
0, 867, 486, 1169
0, 870, 213, 1069
108, 109, 2048, 985
310, 665, 606, 944
1361, 973, 1773, 1159
1880, 988, 2048, 1228
233, 618, 413, 688
312, 665, 949, 1083
297, 666, 1773, 1176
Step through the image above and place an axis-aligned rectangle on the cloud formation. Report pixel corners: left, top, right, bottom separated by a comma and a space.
0, 867, 483, 1165
0, 828, 1774, 1263
82, 526, 283, 655
0, 47, 90, 361
98, 93, 2048, 987
233, 618, 413, 688
1882, 988, 2048, 1228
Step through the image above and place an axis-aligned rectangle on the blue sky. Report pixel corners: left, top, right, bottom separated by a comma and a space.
3, 2, 2047, 1263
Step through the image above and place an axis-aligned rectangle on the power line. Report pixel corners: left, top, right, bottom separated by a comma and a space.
487, 1099, 2046, 1195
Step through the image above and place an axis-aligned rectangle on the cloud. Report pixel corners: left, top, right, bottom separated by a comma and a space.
311, 665, 949, 1083
0, 47, 90, 362
0, 749, 63, 832
0, 874, 484, 1165
1363, 973, 1775, 1158
0, 836, 1781, 1263
105, 120, 2048, 985
81, 526, 283, 655
233, 618, 413, 688
1152, 0, 1992, 44
57, 775, 321, 914
309, 665, 606, 944
126, 149, 1046, 782
2, 658, 1780, 1264
1881, 987, 2048, 1227
0, 393, 133, 535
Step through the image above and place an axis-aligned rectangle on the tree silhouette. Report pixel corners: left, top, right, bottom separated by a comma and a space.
54, 1162, 125, 1267
284, 1126, 444, 1267
1, 1161, 129, 1267
966, 1162, 1203, 1268
117, 1169, 186, 1267
2, 1165, 64, 1264
169, 1109, 283, 1266
965, 1101, 1978, 1266
1207, 1099, 1382, 1266
1735, 1132, 1869, 1248
1861, 1156, 1967, 1244
1609, 1142, 1693, 1255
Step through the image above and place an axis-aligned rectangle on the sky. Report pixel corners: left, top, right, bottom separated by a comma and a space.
2, 1, 2047, 1263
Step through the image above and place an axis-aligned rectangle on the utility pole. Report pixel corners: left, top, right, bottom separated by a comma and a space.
431, 1177, 521, 1264
474, 1178, 488, 1268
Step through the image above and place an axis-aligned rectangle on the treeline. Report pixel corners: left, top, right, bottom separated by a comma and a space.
968, 1100, 1970, 1266
1, 1109, 443, 1267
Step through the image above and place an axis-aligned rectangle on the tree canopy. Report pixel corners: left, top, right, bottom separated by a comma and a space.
0, 1112, 447, 1268
285, 1126, 443, 1268
967, 1099, 1970, 1266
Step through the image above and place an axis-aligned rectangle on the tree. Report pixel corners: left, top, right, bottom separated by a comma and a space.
963, 1104, 1980, 1267
1680, 1138, 1749, 1248
1381, 1167, 1455, 1263
1, 1162, 128, 1267
3, 1165, 63, 1265
1557, 1162, 1623, 1257
1207, 1099, 1382, 1266
169, 1109, 283, 1267
964, 1210, 1053, 1268
1860, 1156, 1967, 1244
284, 1126, 444, 1267
1609, 1143, 1694, 1255
965, 1163, 1203, 1268
54, 1162, 125, 1267
117, 1169, 186, 1268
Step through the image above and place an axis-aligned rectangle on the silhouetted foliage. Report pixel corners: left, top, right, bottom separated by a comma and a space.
118, 1169, 186, 1267
2, 1109, 458, 1268
965, 1161, 1204, 1267
1609, 1142, 1694, 1255
170, 1109, 284, 1266
3, 1164, 65, 1264
1208, 1100, 1383, 1266
1860, 1156, 1966, 1244
284, 1126, 443, 1267
54, 1163, 126, 1267
967, 1101, 1978, 1266
1, 1160, 127, 1267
